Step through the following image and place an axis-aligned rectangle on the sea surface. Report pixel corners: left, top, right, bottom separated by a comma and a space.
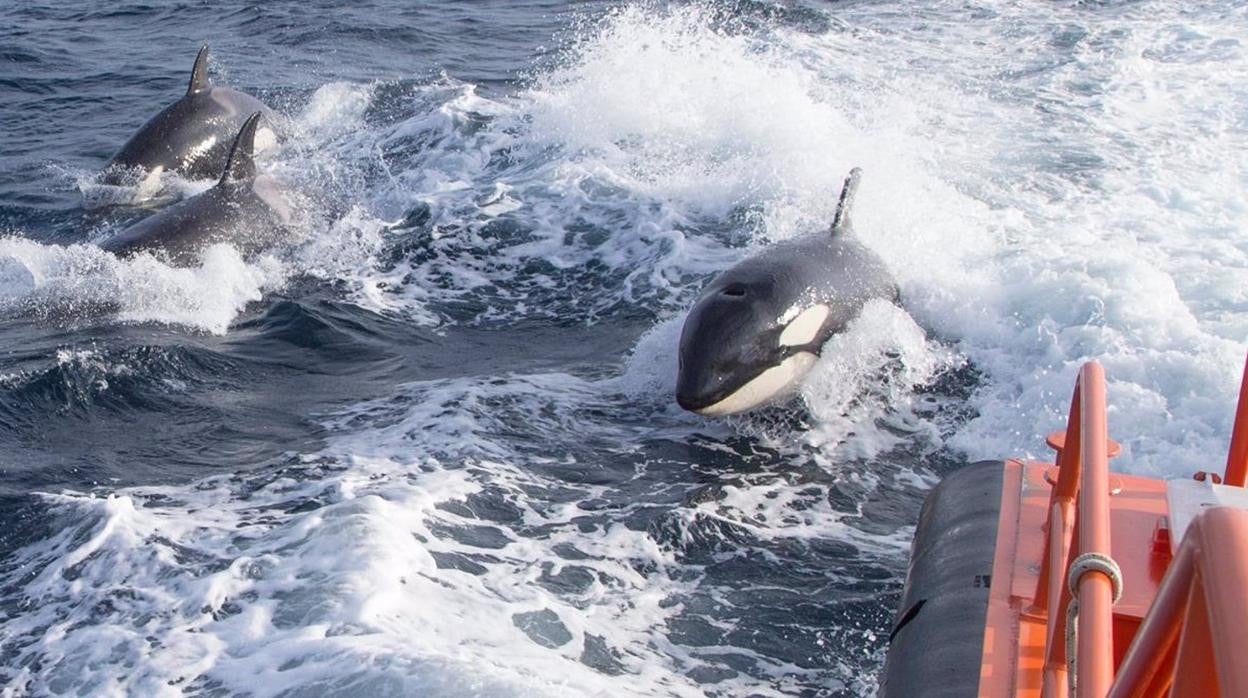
1, 1, 1246, 695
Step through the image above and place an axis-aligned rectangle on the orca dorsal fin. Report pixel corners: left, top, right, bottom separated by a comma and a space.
830, 167, 863, 236
187, 45, 211, 96
219, 112, 262, 185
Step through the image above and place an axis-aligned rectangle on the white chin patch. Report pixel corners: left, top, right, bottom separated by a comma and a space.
779, 304, 830, 347
695, 352, 818, 416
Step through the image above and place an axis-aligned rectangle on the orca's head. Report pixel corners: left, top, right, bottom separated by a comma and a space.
676, 274, 830, 416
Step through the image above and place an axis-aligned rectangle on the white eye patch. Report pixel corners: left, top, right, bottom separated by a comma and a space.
778, 305, 829, 347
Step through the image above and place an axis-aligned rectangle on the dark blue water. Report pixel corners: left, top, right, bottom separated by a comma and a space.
4, 0, 1245, 695
0, 1, 598, 485
0, 3, 935, 694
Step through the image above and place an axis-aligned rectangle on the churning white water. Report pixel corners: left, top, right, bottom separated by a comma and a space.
2, 1, 1247, 696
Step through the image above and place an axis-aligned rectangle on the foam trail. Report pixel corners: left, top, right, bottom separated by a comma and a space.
0, 237, 285, 334
792, 1, 1248, 474
0, 399, 706, 696
6, 3, 1248, 697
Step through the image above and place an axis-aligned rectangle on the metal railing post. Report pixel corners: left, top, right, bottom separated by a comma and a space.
1110, 507, 1248, 697
1223, 355, 1248, 487
1040, 376, 1086, 698
1074, 363, 1115, 697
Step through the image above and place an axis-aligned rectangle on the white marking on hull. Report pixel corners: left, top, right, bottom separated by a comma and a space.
779, 304, 829, 347
694, 352, 818, 416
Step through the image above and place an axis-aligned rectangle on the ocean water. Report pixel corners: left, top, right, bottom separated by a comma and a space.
1, 0, 1247, 695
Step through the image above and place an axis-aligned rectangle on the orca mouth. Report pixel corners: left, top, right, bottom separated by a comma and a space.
676, 349, 818, 416
674, 371, 755, 414
676, 345, 794, 415
675, 389, 719, 413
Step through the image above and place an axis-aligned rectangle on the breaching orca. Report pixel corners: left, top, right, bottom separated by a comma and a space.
675, 168, 899, 416
103, 45, 276, 184
100, 112, 291, 265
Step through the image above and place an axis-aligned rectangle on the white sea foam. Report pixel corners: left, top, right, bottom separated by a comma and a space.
799, 301, 960, 461
0, 237, 286, 334
75, 167, 215, 209
802, 1, 1248, 475
8, 1, 1248, 696
1, 379, 711, 696
591, 1, 1248, 477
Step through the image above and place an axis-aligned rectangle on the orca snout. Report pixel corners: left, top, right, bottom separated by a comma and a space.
675, 376, 715, 413
676, 350, 746, 414
675, 344, 723, 412
675, 355, 703, 412
676, 296, 766, 414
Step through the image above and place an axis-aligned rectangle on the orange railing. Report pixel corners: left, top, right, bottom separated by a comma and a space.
1107, 506, 1248, 697
1223, 355, 1248, 487
1104, 352, 1248, 698
1036, 358, 1248, 697
1036, 362, 1117, 698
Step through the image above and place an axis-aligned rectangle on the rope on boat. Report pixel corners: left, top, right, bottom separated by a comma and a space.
1065, 552, 1124, 695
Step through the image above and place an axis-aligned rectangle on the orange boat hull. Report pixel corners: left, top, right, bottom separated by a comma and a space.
884, 358, 1248, 697
978, 460, 1168, 697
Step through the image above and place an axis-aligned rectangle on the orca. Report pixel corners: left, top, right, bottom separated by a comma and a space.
100, 112, 291, 265
103, 45, 276, 185
675, 168, 900, 416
